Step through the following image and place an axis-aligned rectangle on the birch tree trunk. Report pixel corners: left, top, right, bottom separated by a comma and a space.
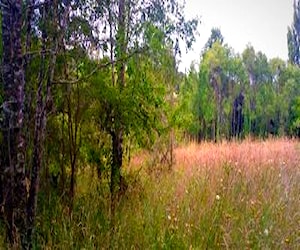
1, 0, 27, 246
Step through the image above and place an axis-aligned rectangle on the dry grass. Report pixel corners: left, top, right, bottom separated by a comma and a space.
128, 138, 300, 249
175, 138, 299, 172
2, 138, 298, 248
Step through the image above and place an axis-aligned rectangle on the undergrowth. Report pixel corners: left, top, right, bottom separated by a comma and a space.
1, 139, 299, 249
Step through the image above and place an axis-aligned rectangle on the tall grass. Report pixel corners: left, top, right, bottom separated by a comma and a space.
1, 138, 300, 248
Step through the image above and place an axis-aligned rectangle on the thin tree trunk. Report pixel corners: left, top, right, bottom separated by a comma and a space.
117, 0, 126, 88
26, 4, 47, 245
59, 0, 72, 195
26, 1, 58, 246
67, 83, 81, 212
24, 0, 34, 181
110, 0, 126, 213
108, 5, 115, 86
110, 130, 123, 212
60, 103, 67, 193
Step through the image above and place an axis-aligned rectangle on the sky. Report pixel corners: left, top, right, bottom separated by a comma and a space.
179, 0, 294, 71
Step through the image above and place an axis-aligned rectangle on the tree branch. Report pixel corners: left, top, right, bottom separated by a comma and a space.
52, 46, 149, 85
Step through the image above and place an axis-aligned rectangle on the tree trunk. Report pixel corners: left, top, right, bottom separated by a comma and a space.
66, 82, 82, 212
110, 130, 123, 213
26, 1, 58, 246
110, 0, 127, 213
1, 0, 27, 246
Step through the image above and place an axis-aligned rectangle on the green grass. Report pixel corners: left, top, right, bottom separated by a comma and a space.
31, 164, 299, 249
1, 140, 300, 249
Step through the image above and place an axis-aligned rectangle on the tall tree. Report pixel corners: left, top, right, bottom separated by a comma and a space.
1, 0, 70, 247
288, 0, 300, 65
110, 0, 127, 214
95, 0, 199, 212
0, 0, 27, 246
203, 27, 224, 53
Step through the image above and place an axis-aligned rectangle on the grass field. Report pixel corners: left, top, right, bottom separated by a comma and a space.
126, 138, 300, 249
1, 138, 299, 249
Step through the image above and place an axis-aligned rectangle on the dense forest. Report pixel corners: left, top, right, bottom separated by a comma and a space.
0, 0, 299, 248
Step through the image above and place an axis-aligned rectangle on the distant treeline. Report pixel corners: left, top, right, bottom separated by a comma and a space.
176, 29, 300, 141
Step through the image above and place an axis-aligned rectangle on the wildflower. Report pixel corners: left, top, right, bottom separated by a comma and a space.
264, 228, 269, 236
216, 194, 220, 201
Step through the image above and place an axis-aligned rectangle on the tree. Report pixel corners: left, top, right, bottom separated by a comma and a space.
175, 64, 200, 140
1, 0, 74, 247
290, 96, 300, 136
94, 0, 199, 212
0, 0, 198, 246
198, 41, 244, 141
269, 58, 286, 135
287, 0, 300, 136
203, 27, 224, 53
281, 64, 300, 136
0, 0, 27, 246
288, 0, 300, 65
231, 92, 244, 138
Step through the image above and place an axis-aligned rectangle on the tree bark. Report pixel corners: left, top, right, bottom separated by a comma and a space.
1, 0, 27, 246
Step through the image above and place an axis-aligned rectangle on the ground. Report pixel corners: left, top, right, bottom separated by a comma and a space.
1, 138, 299, 248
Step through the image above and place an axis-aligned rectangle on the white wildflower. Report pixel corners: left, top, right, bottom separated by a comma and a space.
264, 228, 269, 236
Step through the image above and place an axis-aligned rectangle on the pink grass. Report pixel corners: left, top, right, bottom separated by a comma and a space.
175, 138, 299, 172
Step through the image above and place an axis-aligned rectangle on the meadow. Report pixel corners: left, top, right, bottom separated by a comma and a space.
1, 138, 299, 249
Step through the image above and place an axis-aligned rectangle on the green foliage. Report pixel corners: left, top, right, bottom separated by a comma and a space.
2, 0, 300, 247
203, 27, 224, 53
174, 67, 200, 136
178, 41, 250, 141
290, 97, 300, 135
177, 36, 300, 140
126, 55, 167, 146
